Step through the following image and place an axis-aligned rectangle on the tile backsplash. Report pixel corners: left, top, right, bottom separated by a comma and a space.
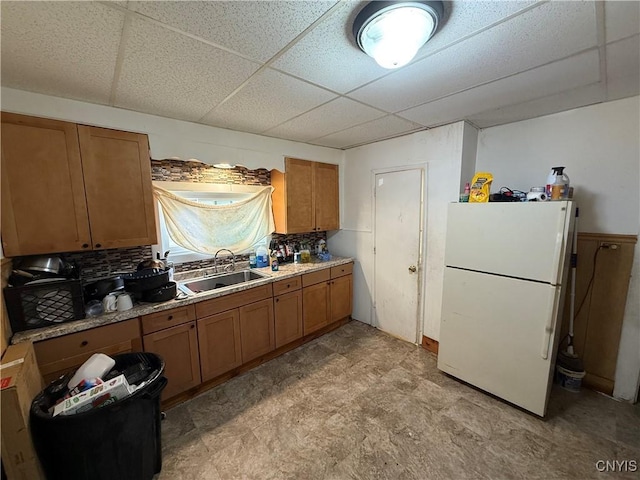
26, 159, 329, 279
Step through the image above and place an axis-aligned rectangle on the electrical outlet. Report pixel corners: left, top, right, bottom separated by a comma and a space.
600, 242, 620, 250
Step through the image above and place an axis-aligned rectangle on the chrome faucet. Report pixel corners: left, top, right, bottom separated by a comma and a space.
214, 249, 235, 273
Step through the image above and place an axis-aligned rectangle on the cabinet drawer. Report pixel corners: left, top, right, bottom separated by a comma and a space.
302, 268, 330, 287
331, 263, 353, 279
196, 284, 273, 318
272, 276, 301, 296
141, 304, 196, 334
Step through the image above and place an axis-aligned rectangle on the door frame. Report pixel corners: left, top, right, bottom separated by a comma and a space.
371, 164, 427, 344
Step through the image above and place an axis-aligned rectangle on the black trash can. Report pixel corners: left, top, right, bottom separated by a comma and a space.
30, 353, 167, 480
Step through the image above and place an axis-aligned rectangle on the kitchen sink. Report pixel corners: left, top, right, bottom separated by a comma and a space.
179, 270, 267, 294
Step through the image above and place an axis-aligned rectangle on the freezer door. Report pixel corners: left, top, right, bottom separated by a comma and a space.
437, 268, 562, 417
445, 201, 573, 284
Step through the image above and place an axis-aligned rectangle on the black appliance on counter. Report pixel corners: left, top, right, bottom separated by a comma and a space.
123, 265, 176, 303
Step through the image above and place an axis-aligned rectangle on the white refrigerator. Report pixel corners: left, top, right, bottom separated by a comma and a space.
437, 201, 575, 417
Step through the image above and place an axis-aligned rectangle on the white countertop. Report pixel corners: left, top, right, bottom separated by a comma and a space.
11, 256, 354, 344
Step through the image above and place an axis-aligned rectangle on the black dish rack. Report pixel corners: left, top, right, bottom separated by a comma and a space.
3, 279, 85, 333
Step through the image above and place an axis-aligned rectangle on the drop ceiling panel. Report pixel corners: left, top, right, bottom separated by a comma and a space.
115, 16, 261, 121
348, 1, 598, 113
416, 1, 538, 59
310, 115, 423, 149
467, 83, 605, 129
200, 69, 337, 134
128, 0, 338, 62
399, 50, 601, 127
0, 2, 123, 104
264, 97, 385, 143
604, 1, 640, 43
606, 36, 640, 101
271, 1, 390, 93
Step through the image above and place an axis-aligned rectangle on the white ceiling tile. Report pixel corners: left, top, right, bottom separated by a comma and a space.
417, 1, 538, 59
128, 1, 338, 62
200, 69, 337, 134
264, 97, 385, 142
271, 1, 391, 93
399, 50, 601, 127
0, 2, 124, 104
114, 17, 261, 121
467, 83, 605, 129
606, 35, 640, 101
604, 1, 640, 43
310, 115, 423, 149
348, 1, 598, 113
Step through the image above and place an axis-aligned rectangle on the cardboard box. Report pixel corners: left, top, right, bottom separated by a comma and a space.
53, 374, 133, 417
1, 342, 45, 480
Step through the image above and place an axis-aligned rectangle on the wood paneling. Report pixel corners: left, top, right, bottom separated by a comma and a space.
143, 321, 200, 400
1, 113, 91, 256
78, 125, 157, 250
330, 274, 352, 322
197, 310, 242, 382
561, 232, 636, 394
239, 298, 275, 363
421, 335, 439, 354
274, 289, 303, 348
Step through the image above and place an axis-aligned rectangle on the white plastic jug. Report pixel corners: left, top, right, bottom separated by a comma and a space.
68, 353, 115, 389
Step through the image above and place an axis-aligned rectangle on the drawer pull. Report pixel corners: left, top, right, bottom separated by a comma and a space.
82, 243, 89, 249
287, 284, 290, 288
95, 243, 102, 248
275, 298, 279, 303
80, 340, 88, 347
168, 315, 173, 320
190, 324, 194, 329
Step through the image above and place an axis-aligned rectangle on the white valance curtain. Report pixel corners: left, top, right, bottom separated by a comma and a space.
153, 185, 275, 254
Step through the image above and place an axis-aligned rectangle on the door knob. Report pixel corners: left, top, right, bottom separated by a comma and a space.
408, 265, 417, 273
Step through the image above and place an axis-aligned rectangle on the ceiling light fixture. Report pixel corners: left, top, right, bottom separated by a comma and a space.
353, 1, 444, 69
212, 163, 236, 169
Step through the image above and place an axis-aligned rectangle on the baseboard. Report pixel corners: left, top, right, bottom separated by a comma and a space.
421, 335, 439, 354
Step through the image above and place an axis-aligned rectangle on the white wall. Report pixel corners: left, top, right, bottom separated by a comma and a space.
329, 122, 473, 340
0, 88, 343, 171
476, 96, 640, 401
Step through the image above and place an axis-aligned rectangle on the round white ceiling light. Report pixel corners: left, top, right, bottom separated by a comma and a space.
353, 1, 444, 69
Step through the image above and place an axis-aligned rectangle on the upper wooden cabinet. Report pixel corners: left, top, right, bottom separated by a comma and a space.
271, 157, 339, 234
1, 113, 157, 256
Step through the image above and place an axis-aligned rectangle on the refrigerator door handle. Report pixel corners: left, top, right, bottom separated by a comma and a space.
541, 287, 562, 360
550, 206, 569, 285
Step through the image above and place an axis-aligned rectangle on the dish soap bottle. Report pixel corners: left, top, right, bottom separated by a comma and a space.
256, 244, 269, 268
249, 249, 257, 269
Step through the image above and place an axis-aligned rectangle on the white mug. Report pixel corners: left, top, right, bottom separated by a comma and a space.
116, 293, 133, 311
102, 294, 117, 312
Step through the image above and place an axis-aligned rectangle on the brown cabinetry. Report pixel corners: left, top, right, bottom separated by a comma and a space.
271, 157, 339, 234
142, 306, 200, 400
34, 318, 141, 384
198, 310, 242, 382
239, 298, 275, 363
274, 277, 303, 348
302, 263, 353, 335
0, 113, 156, 256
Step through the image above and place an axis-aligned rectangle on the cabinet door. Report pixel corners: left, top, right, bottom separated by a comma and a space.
143, 321, 201, 400
78, 126, 157, 250
239, 298, 275, 363
1, 113, 92, 256
314, 162, 339, 231
274, 290, 303, 348
283, 157, 314, 233
331, 274, 353, 322
303, 281, 330, 335
197, 310, 242, 382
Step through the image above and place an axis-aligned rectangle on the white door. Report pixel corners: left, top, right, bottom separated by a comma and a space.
373, 168, 423, 343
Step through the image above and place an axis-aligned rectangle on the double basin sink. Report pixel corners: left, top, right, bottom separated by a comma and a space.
179, 270, 268, 295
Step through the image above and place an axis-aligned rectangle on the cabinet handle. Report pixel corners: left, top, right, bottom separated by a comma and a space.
190, 324, 195, 329
168, 315, 173, 320
276, 298, 279, 303
287, 284, 290, 288
82, 243, 89, 249
95, 243, 102, 248
80, 340, 88, 347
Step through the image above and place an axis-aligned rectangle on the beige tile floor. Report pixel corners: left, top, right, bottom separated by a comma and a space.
158, 321, 640, 480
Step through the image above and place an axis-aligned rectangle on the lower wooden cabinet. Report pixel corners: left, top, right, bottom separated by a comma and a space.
302, 281, 330, 335
142, 321, 201, 400
34, 318, 141, 384
198, 310, 242, 382
331, 274, 353, 322
239, 298, 275, 363
274, 289, 303, 348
